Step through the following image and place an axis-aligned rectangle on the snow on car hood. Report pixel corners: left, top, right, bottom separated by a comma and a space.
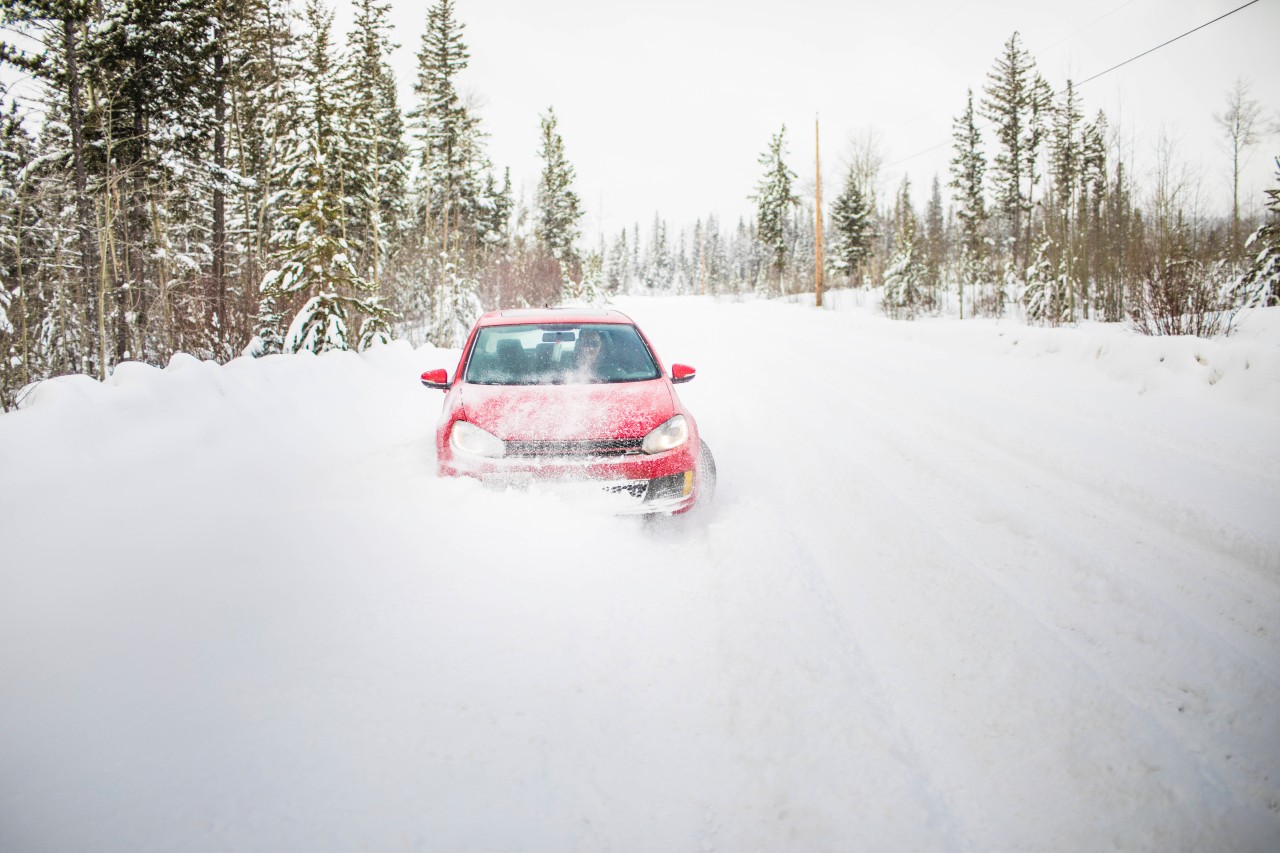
458, 379, 675, 441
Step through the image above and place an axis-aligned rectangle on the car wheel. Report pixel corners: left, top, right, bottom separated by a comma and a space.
698, 439, 717, 505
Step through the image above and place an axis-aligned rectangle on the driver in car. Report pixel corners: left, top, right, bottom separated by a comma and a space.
573, 329, 620, 381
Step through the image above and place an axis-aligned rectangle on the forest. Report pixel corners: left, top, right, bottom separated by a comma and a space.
1, 0, 1277, 410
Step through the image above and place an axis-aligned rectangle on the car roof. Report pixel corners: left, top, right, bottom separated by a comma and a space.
476, 307, 636, 327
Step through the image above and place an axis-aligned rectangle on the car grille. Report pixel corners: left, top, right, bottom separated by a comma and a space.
503, 438, 644, 459
603, 482, 648, 499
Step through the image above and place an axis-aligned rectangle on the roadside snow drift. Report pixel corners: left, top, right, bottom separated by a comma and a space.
2, 295, 1278, 851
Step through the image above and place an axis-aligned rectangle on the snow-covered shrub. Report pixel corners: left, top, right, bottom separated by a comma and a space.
882, 241, 926, 320
1130, 258, 1235, 338
1023, 239, 1072, 326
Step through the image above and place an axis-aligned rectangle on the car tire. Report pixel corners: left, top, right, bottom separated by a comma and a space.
698, 439, 717, 505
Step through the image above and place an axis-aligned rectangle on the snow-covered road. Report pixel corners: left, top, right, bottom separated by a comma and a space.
2, 295, 1278, 850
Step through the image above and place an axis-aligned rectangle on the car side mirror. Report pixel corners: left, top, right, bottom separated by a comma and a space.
420, 369, 449, 390
671, 363, 696, 384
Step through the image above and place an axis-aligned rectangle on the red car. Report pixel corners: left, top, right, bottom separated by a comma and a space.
420, 307, 715, 515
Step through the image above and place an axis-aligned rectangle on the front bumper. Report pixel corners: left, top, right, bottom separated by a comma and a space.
439, 445, 699, 515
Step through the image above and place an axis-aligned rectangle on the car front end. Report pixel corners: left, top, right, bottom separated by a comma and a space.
436, 388, 702, 515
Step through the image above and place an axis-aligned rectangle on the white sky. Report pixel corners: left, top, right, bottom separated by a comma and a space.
363, 0, 1280, 245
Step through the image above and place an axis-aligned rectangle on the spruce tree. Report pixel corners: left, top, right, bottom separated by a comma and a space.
1047, 80, 1083, 320
411, 0, 483, 245
752, 125, 799, 292
260, 143, 392, 353
341, 0, 409, 289
1238, 157, 1280, 307
702, 214, 727, 294
1079, 110, 1108, 317
883, 176, 926, 318
534, 106, 582, 265
477, 167, 512, 253
950, 88, 988, 318
924, 174, 946, 304
257, 0, 390, 353
1, 0, 101, 376
982, 32, 1049, 275
1022, 238, 1065, 324
829, 166, 874, 285
642, 214, 672, 291
0, 99, 38, 408
607, 229, 629, 292
227, 0, 303, 347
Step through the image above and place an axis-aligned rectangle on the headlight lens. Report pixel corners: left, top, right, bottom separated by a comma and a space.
642, 415, 689, 455
450, 420, 505, 458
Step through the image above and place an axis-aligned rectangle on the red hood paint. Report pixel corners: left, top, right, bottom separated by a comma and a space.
458, 380, 676, 441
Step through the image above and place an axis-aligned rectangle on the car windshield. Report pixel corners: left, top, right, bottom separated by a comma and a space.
464, 323, 661, 385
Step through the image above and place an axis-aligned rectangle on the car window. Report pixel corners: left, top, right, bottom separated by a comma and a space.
464, 323, 660, 385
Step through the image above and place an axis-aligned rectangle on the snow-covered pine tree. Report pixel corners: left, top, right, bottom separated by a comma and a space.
642, 214, 671, 291
789, 199, 816, 298
1236, 157, 1280, 307
630, 222, 642, 291
924, 175, 946, 306
701, 214, 728, 294
92, 0, 222, 363
689, 219, 704, 294
1097, 157, 1135, 322
1046, 80, 1084, 321
2, 0, 102, 376
950, 88, 988, 319
430, 257, 480, 348
829, 166, 874, 286
224, 0, 303, 350
606, 229, 629, 292
752, 125, 799, 294
534, 106, 582, 267
258, 0, 391, 354
261, 141, 392, 352
1022, 238, 1070, 325
477, 167, 513, 255
560, 250, 605, 305
1079, 110, 1108, 318
410, 0, 484, 247
340, 0, 410, 292
981, 32, 1050, 276
882, 176, 926, 319
0, 98, 37, 409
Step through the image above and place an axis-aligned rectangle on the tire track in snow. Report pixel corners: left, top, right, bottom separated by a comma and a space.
695, 498, 971, 850
637, 297, 1280, 848
757, 313, 1280, 844
836, 329, 1280, 686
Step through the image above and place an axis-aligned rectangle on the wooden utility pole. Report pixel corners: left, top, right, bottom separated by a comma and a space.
814, 115, 825, 308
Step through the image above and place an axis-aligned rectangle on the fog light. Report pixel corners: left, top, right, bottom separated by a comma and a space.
645, 472, 692, 502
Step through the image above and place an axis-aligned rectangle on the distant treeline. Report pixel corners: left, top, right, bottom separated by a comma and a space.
614, 33, 1277, 335
0, 2, 1276, 410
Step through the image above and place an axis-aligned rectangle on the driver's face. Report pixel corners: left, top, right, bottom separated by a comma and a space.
577, 331, 603, 362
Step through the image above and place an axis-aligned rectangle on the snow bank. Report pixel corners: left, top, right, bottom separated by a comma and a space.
2, 297, 1277, 851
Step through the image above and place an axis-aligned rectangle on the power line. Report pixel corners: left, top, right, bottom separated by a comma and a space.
1075, 0, 1260, 88
885, 0, 1264, 168
875, 0, 1136, 146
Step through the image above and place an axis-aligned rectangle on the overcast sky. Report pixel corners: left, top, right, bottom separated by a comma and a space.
358, 0, 1279, 244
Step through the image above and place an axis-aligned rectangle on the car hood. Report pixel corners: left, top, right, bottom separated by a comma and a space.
458, 380, 676, 441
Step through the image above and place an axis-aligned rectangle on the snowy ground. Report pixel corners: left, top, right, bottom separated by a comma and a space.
2, 294, 1278, 851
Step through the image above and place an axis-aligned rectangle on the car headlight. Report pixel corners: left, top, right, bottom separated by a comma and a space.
642, 415, 689, 455
450, 420, 505, 458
